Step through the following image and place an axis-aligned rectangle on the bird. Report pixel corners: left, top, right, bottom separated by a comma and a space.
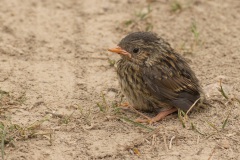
108, 32, 205, 123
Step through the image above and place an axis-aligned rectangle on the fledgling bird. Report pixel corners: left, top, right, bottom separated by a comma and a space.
108, 32, 205, 123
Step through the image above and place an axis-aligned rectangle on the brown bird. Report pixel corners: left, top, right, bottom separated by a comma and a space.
108, 32, 205, 123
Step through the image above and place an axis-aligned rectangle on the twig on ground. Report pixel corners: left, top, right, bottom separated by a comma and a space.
163, 134, 168, 151
123, 126, 162, 151
208, 146, 216, 160
186, 98, 200, 116
169, 136, 175, 150
45, 111, 64, 118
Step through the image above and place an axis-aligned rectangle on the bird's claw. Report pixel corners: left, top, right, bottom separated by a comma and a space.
120, 102, 130, 107
135, 117, 155, 124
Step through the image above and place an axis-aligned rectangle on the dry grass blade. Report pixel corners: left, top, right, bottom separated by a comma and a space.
191, 122, 205, 135
0, 90, 26, 114
191, 20, 200, 41
205, 121, 219, 132
208, 146, 216, 160
217, 79, 228, 99
123, 126, 161, 151
234, 97, 240, 104
222, 114, 229, 130
186, 98, 200, 116
60, 111, 75, 124
45, 111, 64, 118
216, 79, 236, 129
27, 116, 49, 130
178, 109, 186, 128
221, 99, 234, 130
169, 136, 175, 150
78, 105, 93, 125
0, 125, 6, 160
96, 92, 110, 113
133, 147, 141, 156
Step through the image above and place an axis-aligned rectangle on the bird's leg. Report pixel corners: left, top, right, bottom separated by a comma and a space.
135, 108, 177, 124
120, 102, 130, 107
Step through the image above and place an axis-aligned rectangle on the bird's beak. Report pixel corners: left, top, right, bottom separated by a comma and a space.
108, 46, 131, 58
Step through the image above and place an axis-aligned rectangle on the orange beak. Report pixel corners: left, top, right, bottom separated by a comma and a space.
108, 46, 131, 58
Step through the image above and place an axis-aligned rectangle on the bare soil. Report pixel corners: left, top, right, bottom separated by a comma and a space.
0, 0, 240, 159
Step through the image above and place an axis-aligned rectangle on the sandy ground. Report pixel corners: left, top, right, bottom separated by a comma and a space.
0, 0, 240, 159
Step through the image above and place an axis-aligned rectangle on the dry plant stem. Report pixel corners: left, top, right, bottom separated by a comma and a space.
1, 126, 6, 160
186, 98, 200, 115
197, 135, 200, 144
33, 132, 53, 136
169, 136, 175, 150
123, 126, 162, 151
45, 111, 64, 118
208, 146, 216, 160
163, 134, 168, 151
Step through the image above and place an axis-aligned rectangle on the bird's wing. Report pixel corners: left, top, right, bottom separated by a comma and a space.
142, 66, 200, 111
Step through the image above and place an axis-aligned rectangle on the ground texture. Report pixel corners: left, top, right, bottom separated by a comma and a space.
0, 0, 240, 159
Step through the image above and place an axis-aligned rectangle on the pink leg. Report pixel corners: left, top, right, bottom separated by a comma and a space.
135, 108, 178, 124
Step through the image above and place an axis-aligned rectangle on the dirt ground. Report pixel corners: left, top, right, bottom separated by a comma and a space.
0, 0, 240, 159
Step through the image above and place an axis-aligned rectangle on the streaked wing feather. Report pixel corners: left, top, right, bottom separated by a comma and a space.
142, 66, 200, 111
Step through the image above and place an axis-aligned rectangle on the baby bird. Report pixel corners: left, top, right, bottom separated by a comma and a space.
108, 32, 205, 123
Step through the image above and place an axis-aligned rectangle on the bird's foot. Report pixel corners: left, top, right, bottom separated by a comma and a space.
135, 108, 177, 124
120, 102, 130, 107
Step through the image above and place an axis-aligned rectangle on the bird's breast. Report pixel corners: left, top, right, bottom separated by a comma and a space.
116, 60, 160, 111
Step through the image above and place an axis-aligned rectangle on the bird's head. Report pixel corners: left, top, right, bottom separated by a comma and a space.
108, 32, 170, 65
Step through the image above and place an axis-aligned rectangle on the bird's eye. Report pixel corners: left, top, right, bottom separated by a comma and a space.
132, 48, 139, 53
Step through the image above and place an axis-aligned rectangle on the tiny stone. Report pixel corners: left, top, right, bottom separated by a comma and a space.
220, 139, 230, 149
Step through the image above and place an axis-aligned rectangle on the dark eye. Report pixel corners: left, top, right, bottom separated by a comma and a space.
132, 48, 139, 53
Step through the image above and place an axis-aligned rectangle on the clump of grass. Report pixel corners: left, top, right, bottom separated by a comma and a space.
177, 21, 202, 53
107, 58, 116, 67
59, 111, 75, 124
191, 20, 200, 44
96, 92, 110, 113
0, 89, 52, 159
77, 105, 93, 125
136, 5, 152, 20
216, 79, 237, 130
187, 20, 203, 52
171, 0, 182, 12
96, 92, 121, 117
3, 117, 51, 142
0, 90, 26, 111
145, 23, 154, 32
218, 79, 228, 100
45, 109, 76, 125
177, 78, 236, 136
0, 117, 52, 159
96, 92, 122, 114
122, 5, 153, 32
96, 93, 153, 131
201, 79, 238, 132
